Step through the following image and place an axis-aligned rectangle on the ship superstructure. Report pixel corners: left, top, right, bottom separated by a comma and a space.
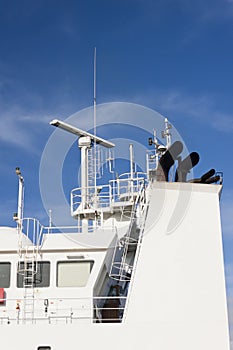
0, 117, 229, 350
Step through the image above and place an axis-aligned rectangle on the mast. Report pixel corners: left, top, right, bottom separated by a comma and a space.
163, 118, 172, 148
15, 167, 24, 234
94, 47, 97, 142
93, 47, 97, 200
50, 120, 115, 210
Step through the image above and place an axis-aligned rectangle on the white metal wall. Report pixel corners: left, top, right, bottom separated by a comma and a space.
125, 182, 230, 350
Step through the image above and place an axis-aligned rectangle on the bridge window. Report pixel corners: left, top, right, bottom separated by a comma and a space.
0, 262, 11, 288
17, 261, 50, 288
37, 347, 51, 350
57, 261, 94, 287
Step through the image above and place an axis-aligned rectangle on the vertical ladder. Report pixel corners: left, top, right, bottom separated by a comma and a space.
87, 146, 103, 217
109, 183, 147, 281
17, 218, 43, 323
87, 146, 103, 188
87, 148, 96, 217
22, 249, 37, 322
88, 148, 95, 189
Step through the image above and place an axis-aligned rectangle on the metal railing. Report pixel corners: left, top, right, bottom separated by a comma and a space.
109, 182, 147, 282
71, 174, 147, 214
20, 218, 44, 246
146, 149, 158, 173
0, 296, 127, 325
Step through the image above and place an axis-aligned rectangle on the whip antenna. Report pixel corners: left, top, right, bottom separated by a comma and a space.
93, 47, 97, 193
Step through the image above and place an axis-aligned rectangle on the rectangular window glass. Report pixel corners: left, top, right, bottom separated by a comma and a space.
0, 262, 11, 288
38, 347, 51, 350
17, 261, 50, 288
57, 261, 94, 287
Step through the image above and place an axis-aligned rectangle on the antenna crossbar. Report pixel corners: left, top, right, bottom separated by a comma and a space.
50, 119, 115, 148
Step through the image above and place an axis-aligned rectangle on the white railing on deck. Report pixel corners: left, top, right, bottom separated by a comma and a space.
0, 296, 127, 325
71, 173, 147, 214
146, 149, 157, 173
109, 182, 147, 281
20, 218, 44, 247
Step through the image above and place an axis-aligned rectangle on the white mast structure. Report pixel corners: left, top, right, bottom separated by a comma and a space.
50, 120, 115, 212
15, 167, 24, 236
93, 47, 97, 192
162, 117, 172, 148
51, 49, 116, 223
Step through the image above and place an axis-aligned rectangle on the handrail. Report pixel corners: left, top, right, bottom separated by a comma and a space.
0, 296, 127, 325
19, 217, 44, 247
109, 182, 146, 281
71, 174, 147, 215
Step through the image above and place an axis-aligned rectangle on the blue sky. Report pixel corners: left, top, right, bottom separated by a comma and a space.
0, 0, 233, 342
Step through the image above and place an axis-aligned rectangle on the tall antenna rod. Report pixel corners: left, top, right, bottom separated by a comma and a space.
94, 47, 97, 139
93, 47, 97, 195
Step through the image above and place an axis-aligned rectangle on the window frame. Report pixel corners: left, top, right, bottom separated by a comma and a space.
56, 260, 94, 288
0, 262, 11, 288
17, 261, 51, 288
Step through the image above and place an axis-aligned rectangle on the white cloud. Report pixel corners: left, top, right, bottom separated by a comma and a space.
135, 0, 233, 23
140, 0, 233, 46
221, 192, 233, 237
0, 75, 69, 152
0, 106, 53, 153
127, 89, 233, 134
212, 115, 233, 133
227, 295, 233, 346
176, 0, 233, 19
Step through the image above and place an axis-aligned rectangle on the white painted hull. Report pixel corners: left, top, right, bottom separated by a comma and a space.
0, 183, 229, 350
